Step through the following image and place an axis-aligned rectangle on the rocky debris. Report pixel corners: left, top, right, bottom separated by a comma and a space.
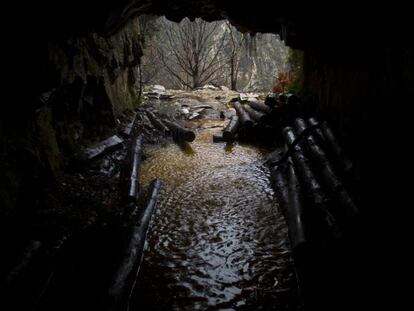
152, 85, 165, 92
239, 92, 260, 102
196, 84, 218, 90
188, 108, 206, 120
180, 107, 190, 115
144, 110, 171, 135
118, 112, 137, 138
143, 87, 260, 123
82, 135, 124, 161
143, 85, 174, 100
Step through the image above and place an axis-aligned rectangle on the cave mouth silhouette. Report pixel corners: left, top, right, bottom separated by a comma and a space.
2, 2, 410, 311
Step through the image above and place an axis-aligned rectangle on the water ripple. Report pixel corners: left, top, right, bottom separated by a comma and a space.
132, 125, 298, 310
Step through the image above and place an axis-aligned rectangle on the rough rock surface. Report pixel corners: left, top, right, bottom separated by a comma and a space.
1, 18, 144, 213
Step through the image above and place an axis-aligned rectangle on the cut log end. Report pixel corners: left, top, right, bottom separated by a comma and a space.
222, 115, 239, 141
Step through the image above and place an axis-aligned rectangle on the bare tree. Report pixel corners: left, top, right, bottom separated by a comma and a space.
223, 22, 247, 91
139, 16, 290, 92
156, 18, 226, 89
137, 15, 162, 94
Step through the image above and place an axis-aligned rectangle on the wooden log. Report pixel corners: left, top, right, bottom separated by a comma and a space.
294, 118, 358, 221
107, 179, 162, 311
272, 159, 310, 296
268, 121, 326, 168
278, 93, 287, 103
248, 99, 272, 114
264, 94, 279, 108
283, 127, 339, 237
287, 160, 307, 252
266, 148, 284, 166
233, 101, 253, 127
145, 110, 170, 135
306, 117, 325, 146
162, 119, 196, 142
82, 135, 123, 161
319, 120, 353, 175
287, 94, 299, 105
243, 104, 266, 122
213, 135, 225, 143
124, 135, 143, 203
270, 163, 289, 209
269, 149, 307, 256
222, 115, 239, 141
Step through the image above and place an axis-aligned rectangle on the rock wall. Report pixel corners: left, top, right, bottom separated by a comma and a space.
1, 18, 143, 213
302, 47, 414, 166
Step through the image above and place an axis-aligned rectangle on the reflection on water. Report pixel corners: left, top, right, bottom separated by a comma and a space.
132, 120, 298, 310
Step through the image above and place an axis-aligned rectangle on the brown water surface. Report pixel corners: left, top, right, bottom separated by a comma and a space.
133, 121, 298, 310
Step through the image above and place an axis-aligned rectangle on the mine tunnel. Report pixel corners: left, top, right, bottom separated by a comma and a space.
0, 1, 410, 310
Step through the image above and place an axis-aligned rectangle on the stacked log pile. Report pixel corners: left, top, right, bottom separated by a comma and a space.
216, 94, 303, 143
266, 117, 359, 307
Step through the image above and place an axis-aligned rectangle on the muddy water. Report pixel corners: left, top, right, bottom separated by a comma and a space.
132, 120, 298, 310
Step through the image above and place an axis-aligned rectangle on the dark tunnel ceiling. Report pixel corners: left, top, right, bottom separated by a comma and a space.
27, 0, 411, 49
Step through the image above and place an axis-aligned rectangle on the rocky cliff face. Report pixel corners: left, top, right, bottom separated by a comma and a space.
1, 17, 143, 213
47, 17, 143, 153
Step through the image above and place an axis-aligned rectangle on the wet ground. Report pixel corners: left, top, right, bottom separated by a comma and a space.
131, 116, 300, 310
1, 87, 301, 311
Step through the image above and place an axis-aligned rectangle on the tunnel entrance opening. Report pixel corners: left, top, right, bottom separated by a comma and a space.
137, 15, 295, 93
125, 17, 302, 309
